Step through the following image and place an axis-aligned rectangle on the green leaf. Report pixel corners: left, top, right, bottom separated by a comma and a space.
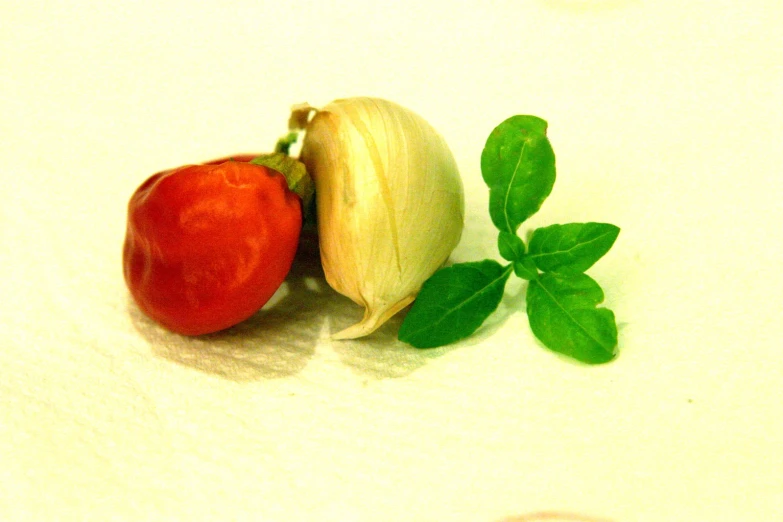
513, 257, 539, 281
528, 222, 620, 274
498, 231, 526, 261
399, 260, 513, 348
274, 131, 300, 155
480, 115, 556, 234
526, 272, 618, 364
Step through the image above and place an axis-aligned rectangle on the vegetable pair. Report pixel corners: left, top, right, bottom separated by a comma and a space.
123, 97, 463, 340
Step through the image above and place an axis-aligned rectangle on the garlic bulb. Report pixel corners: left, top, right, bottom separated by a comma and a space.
296, 97, 465, 339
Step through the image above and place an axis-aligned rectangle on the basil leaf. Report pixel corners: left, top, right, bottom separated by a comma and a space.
526, 272, 617, 364
497, 231, 526, 261
513, 257, 539, 281
399, 260, 513, 348
528, 222, 620, 274
480, 115, 556, 234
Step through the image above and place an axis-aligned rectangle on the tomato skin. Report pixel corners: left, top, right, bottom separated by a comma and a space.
203, 154, 260, 165
123, 160, 302, 335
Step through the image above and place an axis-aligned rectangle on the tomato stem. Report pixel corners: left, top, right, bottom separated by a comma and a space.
250, 153, 314, 214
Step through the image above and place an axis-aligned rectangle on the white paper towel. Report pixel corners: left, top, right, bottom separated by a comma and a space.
2, 1, 782, 521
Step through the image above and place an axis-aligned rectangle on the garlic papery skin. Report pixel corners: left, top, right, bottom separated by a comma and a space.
297, 97, 465, 339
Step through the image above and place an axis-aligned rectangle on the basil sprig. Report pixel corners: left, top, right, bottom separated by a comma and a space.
398, 116, 621, 364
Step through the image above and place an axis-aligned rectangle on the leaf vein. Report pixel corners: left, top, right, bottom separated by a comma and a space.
529, 229, 616, 260
404, 265, 513, 339
502, 140, 528, 233
534, 277, 607, 349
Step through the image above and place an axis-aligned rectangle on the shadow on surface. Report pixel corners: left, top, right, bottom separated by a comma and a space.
129, 233, 484, 381
129, 235, 330, 381
333, 269, 528, 378
331, 310, 458, 380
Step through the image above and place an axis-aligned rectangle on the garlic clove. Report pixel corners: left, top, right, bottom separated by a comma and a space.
297, 97, 464, 339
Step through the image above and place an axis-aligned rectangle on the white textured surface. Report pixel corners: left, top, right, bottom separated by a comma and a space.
1, 1, 782, 521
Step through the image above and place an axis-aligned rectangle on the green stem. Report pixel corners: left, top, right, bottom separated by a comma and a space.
250, 153, 314, 212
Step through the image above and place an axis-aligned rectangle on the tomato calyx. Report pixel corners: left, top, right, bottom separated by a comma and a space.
249, 153, 314, 212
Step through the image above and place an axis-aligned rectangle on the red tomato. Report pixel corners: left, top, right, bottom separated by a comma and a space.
123, 160, 302, 335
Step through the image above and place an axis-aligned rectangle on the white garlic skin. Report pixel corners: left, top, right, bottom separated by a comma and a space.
299, 97, 465, 339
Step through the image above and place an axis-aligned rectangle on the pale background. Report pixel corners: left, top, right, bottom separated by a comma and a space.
1, 1, 781, 521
